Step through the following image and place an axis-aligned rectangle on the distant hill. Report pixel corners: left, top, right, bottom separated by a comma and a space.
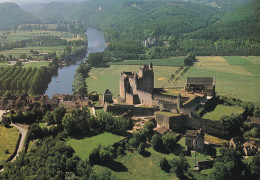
0, 2, 41, 26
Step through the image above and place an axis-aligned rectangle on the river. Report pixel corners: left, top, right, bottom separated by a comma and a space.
45, 28, 106, 98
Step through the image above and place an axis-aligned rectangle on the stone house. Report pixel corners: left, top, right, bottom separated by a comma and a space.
185, 129, 205, 153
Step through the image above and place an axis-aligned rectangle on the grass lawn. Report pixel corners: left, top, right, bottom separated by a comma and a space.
86, 65, 179, 96
0, 125, 20, 164
66, 132, 123, 160
93, 147, 178, 180
203, 105, 244, 121
110, 57, 185, 67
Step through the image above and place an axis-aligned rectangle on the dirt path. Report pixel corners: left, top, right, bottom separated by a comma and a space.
10, 123, 27, 161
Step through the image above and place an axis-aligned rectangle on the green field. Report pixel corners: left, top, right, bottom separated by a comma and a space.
0, 126, 20, 164
203, 105, 244, 121
23, 61, 50, 68
110, 57, 185, 67
93, 146, 210, 180
175, 56, 260, 106
0, 30, 75, 42
222, 56, 254, 65
86, 65, 179, 96
66, 132, 123, 160
93, 147, 178, 180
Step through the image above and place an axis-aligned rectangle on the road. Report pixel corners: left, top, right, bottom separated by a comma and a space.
10, 123, 27, 161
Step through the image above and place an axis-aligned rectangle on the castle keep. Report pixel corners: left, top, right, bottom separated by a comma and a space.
120, 63, 154, 106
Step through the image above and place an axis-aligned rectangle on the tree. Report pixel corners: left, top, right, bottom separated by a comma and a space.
184, 54, 195, 66
1, 116, 11, 127
249, 154, 260, 178
160, 158, 170, 172
168, 155, 190, 178
151, 134, 163, 151
137, 142, 145, 155
19, 53, 26, 59
42, 111, 55, 125
27, 123, 44, 140
53, 106, 67, 125
162, 132, 178, 151
87, 52, 104, 67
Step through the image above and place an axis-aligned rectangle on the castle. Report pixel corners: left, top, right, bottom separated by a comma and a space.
119, 63, 154, 106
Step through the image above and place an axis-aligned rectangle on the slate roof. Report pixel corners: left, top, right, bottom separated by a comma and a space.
104, 89, 113, 95
154, 126, 169, 135
186, 77, 215, 85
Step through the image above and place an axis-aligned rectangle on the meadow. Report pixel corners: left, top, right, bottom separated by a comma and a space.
0, 46, 66, 59
86, 65, 179, 96
0, 126, 20, 164
110, 57, 185, 67
66, 132, 123, 160
203, 104, 244, 121
175, 56, 260, 106
93, 144, 211, 179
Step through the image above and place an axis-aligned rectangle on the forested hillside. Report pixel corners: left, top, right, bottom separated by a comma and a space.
31, 0, 260, 56
0, 3, 41, 26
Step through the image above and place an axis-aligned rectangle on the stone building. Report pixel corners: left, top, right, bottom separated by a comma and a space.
103, 89, 113, 104
119, 63, 154, 106
185, 77, 216, 96
185, 129, 205, 153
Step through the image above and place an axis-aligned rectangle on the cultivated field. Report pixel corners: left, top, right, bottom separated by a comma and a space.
203, 105, 244, 121
176, 56, 260, 106
66, 132, 123, 160
86, 65, 179, 96
0, 126, 20, 164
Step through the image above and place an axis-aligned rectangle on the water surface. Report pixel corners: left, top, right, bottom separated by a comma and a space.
45, 28, 106, 97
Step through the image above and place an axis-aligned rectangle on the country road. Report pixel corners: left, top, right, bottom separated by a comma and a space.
10, 123, 27, 161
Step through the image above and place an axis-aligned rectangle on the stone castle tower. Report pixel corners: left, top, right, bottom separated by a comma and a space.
119, 63, 154, 105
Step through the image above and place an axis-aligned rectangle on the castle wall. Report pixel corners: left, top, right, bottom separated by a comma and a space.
126, 93, 134, 105
137, 70, 154, 93
104, 103, 159, 116
137, 90, 153, 106
154, 99, 178, 112
119, 76, 125, 99
155, 112, 228, 136
153, 94, 178, 103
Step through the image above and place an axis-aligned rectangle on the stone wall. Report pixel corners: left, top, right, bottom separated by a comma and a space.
155, 112, 228, 136
137, 90, 153, 106
104, 103, 159, 116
